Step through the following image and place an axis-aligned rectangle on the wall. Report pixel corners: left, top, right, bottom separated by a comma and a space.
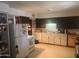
9, 8, 32, 17
36, 16, 79, 29
0, 2, 32, 17
0, 2, 9, 13
36, 9, 79, 18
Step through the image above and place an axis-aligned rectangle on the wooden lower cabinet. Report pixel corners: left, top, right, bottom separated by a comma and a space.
68, 34, 76, 47
35, 32, 42, 42
35, 32, 67, 46
48, 33, 67, 46
41, 32, 48, 43
54, 34, 61, 45
48, 32, 55, 44
60, 34, 67, 46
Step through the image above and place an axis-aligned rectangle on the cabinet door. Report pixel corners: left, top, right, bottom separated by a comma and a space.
41, 32, 48, 43
54, 34, 61, 45
60, 34, 67, 46
35, 32, 42, 42
48, 32, 55, 44
68, 35, 76, 47
15, 24, 22, 37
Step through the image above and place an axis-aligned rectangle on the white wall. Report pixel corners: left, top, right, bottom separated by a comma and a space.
0, 2, 32, 17
0, 2, 9, 13
9, 8, 32, 17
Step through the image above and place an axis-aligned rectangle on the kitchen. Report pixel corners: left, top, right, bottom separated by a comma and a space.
0, 1, 79, 58
32, 16, 79, 58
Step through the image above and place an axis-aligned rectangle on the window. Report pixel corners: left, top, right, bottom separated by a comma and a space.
46, 23, 58, 32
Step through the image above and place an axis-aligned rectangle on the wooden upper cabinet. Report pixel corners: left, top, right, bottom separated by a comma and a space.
15, 16, 30, 24
15, 16, 32, 35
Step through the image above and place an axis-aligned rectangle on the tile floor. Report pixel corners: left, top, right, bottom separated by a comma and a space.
27, 43, 75, 58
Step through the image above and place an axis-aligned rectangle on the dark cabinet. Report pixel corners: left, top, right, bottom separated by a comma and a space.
36, 16, 79, 29
15, 16, 32, 35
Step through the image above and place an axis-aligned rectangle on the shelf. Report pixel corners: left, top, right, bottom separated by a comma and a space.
0, 30, 8, 33
0, 23, 7, 25
0, 50, 8, 54
0, 41, 4, 43
0, 54, 10, 57
0, 40, 8, 44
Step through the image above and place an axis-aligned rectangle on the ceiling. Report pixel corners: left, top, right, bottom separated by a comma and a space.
1, 1, 79, 17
